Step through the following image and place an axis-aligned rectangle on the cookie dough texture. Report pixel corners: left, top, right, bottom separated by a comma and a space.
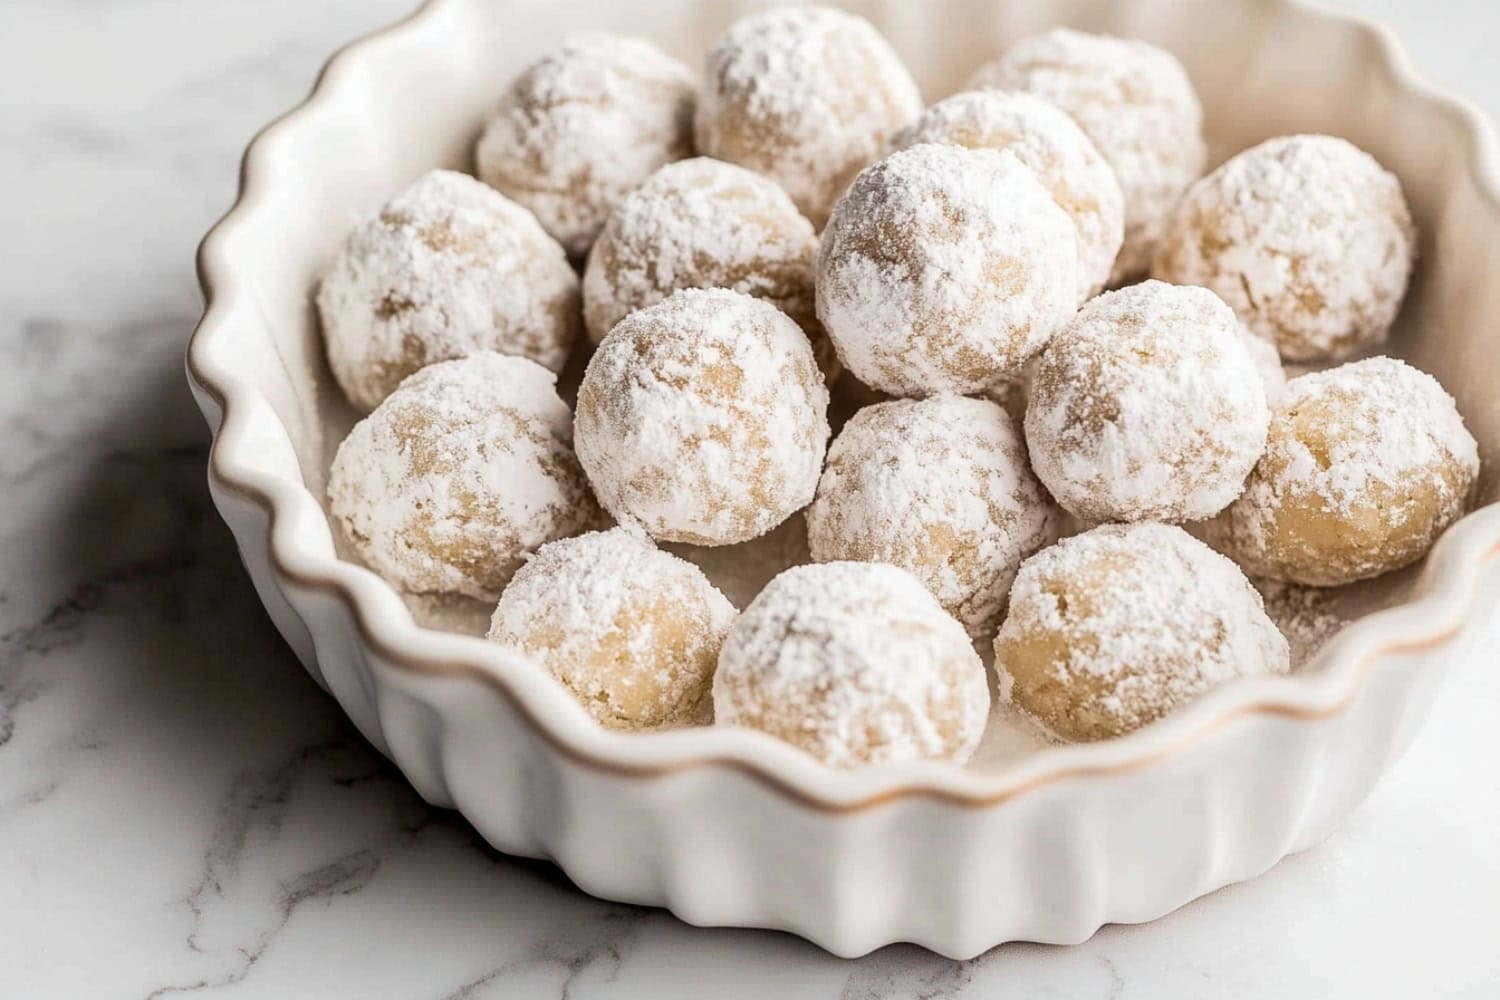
1202, 357, 1477, 586
714, 562, 991, 767
1153, 134, 1416, 362
806, 396, 1056, 638
318, 170, 579, 412
574, 288, 830, 546
969, 28, 1206, 283
995, 523, 1290, 742
696, 5, 922, 227
475, 34, 696, 258
328, 352, 598, 602
488, 528, 736, 731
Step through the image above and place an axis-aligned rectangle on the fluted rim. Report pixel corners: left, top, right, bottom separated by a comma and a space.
187, 0, 1500, 813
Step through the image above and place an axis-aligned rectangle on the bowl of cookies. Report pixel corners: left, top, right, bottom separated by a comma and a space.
187, 0, 1500, 957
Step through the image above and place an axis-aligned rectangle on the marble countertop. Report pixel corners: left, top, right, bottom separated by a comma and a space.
3, 0, 1498, 996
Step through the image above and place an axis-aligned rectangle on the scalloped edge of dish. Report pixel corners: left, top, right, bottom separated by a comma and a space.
186, 0, 1500, 813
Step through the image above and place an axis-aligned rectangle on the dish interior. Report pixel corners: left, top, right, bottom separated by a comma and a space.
218, 0, 1500, 770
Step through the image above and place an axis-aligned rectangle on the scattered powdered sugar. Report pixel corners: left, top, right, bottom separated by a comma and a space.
1255, 580, 1348, 669
317, 169, 579, 412
1205, 356, 1479, 584
1025, 281, 1270, 523
574, 288, 830, 546
891, 89, 1124, 303
817, 143, 1077, 397
487, 527, 736, 730
994, 523, 1290, 742
969, 27, 1206, 283
695, 5, 922, 227
1153, 134, 1416, 362
714, 561, 990, 767
475, 34, 696, 259
581, 157, 818, 343
806, 395, 1056, 638
327, 352, 599, 602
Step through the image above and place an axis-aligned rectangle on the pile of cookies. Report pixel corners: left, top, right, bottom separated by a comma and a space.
319, 7, 1479, 766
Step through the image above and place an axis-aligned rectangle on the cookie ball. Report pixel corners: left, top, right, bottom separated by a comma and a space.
1153, 134, 1416, 362
969, 28, 1206, 283
317, 170, 580, 412
1026, 281, 1269, 523
582, 157, 818, 346
575, 288, 830, 546
1202, 357, 1478, 586
806, 396, 1056, 638
891, 89, 1124, 302
696, 5, 922, 227
474, 34, 696, 258
714, 562, 990, 767
487, 528, 736, 730
817, 143, 1077, 397
328, 352, 597, 601
995, 523, 1290, 742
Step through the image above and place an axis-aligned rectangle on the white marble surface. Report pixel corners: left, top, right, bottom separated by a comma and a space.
2, 0, 1498, 996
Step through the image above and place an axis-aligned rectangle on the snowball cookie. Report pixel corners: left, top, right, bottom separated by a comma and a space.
475, 34, 696, 259
317, 170, 580, 413
806, 396, 1056, 638
582, 157, 817, 345
1202, 357, 1478, 586
696, 5, 922, 227
817, 143, 1077, 397
714, 562, 990, 767
328, 352, 597, 602
995, 523, 1290, 742
487, 528, 735, 730
574, 288, 830, 546
890, 89, 1124, 303
1153, 135, 1416, 362
1026, 281, 1269, 523
969, 28, 1206, 283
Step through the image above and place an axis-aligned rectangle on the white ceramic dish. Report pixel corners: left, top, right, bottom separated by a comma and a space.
186, 0, 1500, 957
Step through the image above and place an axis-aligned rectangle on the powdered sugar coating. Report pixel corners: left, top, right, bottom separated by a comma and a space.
696, 5, 922, 227
714, 562, 990, 767
582, 157, 818, 344
969, 28, 1206, 283
995, 523, 1289, 742
327, 352, 598, 602
1202, 357, 1478, 586
574, 288, 830, 546
317, 170, 579, 413
817, 143, 1077, 397
891, 90, 1124, 302
475, 34, 696, 259
806, 396, 1056, 638
1240, 324, 1288, 404
1153, 134, 1416, 362
1026, 281, 1270, 523
487, 528, 736, 731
